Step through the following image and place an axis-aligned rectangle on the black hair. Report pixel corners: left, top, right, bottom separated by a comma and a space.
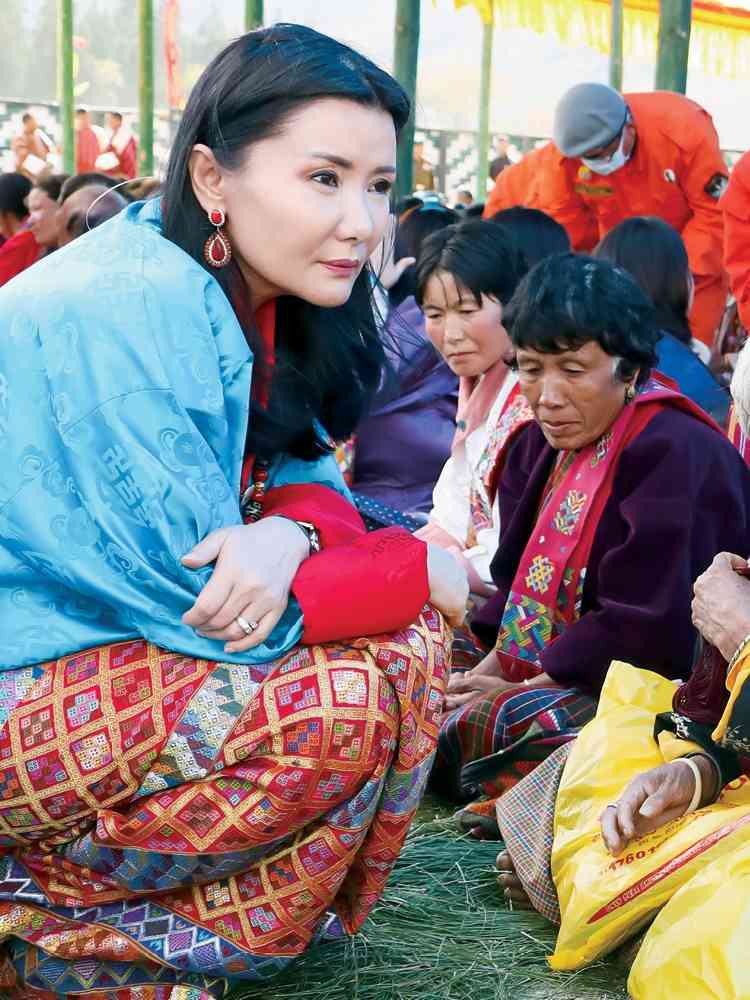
594, 216, 692, 345
60, 172, 123, 204
0, 172, 32, 220
415, 219, 527, 309
463, 202, 484, 218
396, 195, 422, 216
505, 253, 659, 386
389, 204, 458, 306
63, 188, 129, 241
491, 206, 571, 270
162, 23, 410, 461
108, 111, 123, 123
75, 107, 88, 115
32, 174, 69, 202
21, 112, 33, 124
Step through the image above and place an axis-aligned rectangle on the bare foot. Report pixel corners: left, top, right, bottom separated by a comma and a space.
495, 849, 533, 909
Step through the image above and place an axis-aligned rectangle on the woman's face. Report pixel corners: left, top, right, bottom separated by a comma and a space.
421, 271, 509, 378
192, 98, 397, 308
516, 340, 636, 450
26, 188, 60, 250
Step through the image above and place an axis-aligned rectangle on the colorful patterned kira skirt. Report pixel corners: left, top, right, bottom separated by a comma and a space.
0, 608, 448, 999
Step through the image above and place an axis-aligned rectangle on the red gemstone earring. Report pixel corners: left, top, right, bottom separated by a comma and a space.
203, 207, 232, 268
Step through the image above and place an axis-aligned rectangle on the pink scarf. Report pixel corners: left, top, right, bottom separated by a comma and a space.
453, 359, 510, 450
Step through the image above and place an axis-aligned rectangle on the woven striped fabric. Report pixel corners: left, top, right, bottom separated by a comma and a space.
433, 685, 595, 801
0, 609, 449, 999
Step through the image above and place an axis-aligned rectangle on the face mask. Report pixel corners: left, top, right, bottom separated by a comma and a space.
581, 129, 630, 176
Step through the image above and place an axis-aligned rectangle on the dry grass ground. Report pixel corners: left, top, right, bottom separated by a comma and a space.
227, 798, 630, 1000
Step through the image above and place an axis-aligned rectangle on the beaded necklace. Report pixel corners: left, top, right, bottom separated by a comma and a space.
238, 299, 276, 524
240, 456, 269, 523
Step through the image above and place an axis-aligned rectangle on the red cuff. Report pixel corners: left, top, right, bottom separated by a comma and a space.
261, 483, 365, 547
292, 528, 429, 644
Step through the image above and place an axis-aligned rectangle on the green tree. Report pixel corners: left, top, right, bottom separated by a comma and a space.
655, 0, 693, 93
245, 0, 264, 30
609, 0, 624, 91
139, 0, 154, 175
393, 0, 421, 200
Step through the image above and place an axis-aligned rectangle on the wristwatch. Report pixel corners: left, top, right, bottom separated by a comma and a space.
275, 516, 321, 556
293, 519, 321, 556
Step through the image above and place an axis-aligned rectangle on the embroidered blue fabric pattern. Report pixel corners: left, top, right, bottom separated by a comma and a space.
0, 198, 349, 669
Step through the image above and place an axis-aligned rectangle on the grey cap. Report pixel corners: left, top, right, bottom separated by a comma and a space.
552, 83, 628, 158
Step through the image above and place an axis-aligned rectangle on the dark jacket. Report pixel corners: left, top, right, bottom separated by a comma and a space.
655, 331, 729, 426
472, 407, 750, 694
352, 296, 458, 513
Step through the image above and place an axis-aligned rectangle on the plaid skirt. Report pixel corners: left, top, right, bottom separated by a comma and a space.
432, 682, 595, 802
0, 608, 449, 999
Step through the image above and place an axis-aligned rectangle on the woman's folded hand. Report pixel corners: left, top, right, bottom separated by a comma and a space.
181, 516, 309, 652
444, 649, 513, 711
445, 671, 513, 712
426, 544, 470, 627
692, 552, 750, 661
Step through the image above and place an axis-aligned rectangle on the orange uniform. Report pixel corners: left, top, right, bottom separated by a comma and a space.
723, 149, 750, 332
484, 92, 728, 345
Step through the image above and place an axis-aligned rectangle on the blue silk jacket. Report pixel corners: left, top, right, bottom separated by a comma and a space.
0, 199, 347, 669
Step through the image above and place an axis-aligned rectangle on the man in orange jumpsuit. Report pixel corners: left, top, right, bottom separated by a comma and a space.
484, 83, 728, 345
723, 150, 750, 332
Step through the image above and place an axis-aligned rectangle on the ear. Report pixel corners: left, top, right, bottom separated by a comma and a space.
188, 143, 226, 216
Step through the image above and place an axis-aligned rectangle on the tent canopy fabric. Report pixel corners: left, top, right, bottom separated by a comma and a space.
453, 0, 750, 78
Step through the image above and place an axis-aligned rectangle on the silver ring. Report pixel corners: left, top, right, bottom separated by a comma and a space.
236, 615, 259, 636
606, 803, 619, 811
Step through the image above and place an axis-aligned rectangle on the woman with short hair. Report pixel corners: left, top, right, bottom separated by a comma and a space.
492, 347, 750, 987
414, 220, 531, 597
26, 172, 68, 253
595, 215, 728, 424
434, 253, 750, 806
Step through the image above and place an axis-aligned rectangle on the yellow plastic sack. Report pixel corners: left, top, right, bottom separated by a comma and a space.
549, 661, 750, 971
628, 838, 750, 1000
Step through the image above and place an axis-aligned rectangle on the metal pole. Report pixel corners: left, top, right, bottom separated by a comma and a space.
57, 0, 75, 174
655, 0, 693, 92
245, 0, 264, 30
139, 0, 154, 176
476, 18, 494, 201
609, 0, 624, 91
393, 0, 421, 200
